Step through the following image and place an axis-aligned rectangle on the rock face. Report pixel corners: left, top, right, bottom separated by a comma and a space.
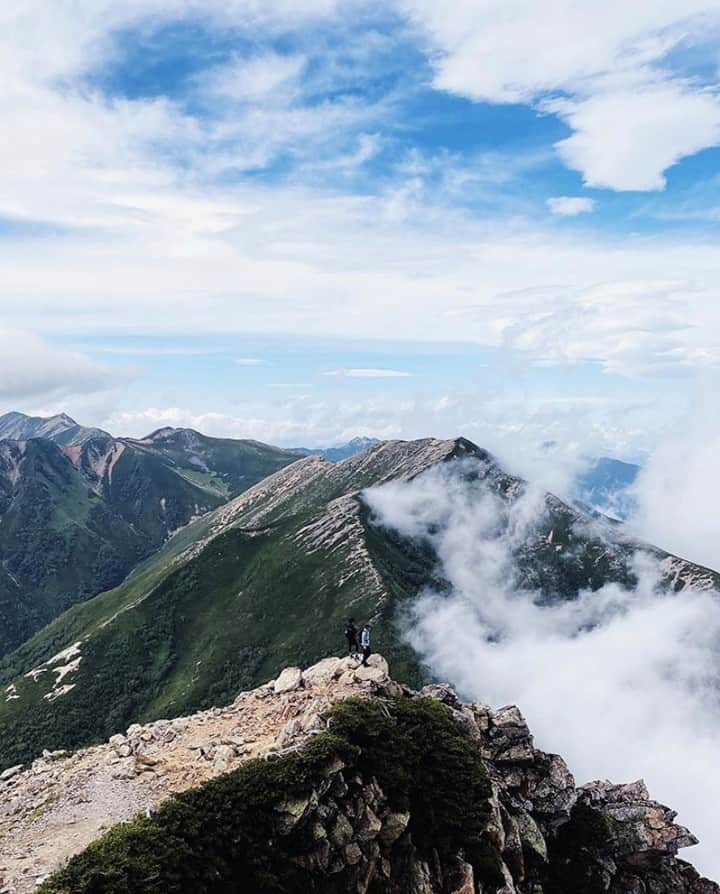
0, 656, 715, 894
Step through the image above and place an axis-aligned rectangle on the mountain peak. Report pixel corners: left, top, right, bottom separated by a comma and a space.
52, 412, 78, 426
0, 411, 108, 446
143, 426, 181, 441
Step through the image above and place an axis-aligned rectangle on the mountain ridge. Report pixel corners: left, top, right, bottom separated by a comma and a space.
0, 420, 299, 655
0, 435, 716, 773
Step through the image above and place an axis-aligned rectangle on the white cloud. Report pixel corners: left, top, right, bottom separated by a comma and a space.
547, 196, 595, 216
365, 460, 720, 878
104, 405, 335, 444
400, 0, 705, 103
198, 52, 306, 103
401, 0, 720, 190
234, 357, 264, 365
491, 279, 717, 377
550, 83, 720, 191
0, 329, 127, 406
323, 368, 413, 378
631, 401, 720, 571
0, 1, 720, 386
96, 393, 670, 466
82, 345, 229, 356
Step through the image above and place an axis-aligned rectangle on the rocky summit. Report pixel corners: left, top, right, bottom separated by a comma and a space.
0, 655, 715, 894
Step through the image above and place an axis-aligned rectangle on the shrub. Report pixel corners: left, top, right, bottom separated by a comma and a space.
39, 698, 498, 894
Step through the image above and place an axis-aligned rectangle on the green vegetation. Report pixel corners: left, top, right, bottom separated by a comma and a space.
0, 499, 428, 768
327, 698, 496, 862
0, 447, 442, 769
547, 803, 617, 894
39, 697, 500, 894
0, 431, 298, 656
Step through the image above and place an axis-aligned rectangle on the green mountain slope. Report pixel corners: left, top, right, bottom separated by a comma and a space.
0, 424, 298, 655
1, 436, 717, 770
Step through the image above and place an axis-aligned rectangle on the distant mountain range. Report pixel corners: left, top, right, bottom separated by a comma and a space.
1, 434, 715, 771
575, 456, 641, 520
0, 412, 297, 655
290, 436, 381, 462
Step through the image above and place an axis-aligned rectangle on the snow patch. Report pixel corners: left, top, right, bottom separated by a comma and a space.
43, 684, 76, 702
24, 667, 48, 682
47, 642, 82, 666
53, 657, 82, 685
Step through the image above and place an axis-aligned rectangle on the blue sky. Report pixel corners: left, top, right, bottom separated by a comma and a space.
1, 1, 719, 456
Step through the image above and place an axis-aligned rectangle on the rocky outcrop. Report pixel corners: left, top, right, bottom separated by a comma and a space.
0, 656, 715, 894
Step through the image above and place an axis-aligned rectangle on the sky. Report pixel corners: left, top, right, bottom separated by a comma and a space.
1, 1, 720, 456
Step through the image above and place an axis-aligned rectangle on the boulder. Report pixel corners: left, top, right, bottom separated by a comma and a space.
419, 683, 461, 708
353, 665, 387, 685
579, 780, 698, 862
275, 792, 318, 835
330, 812, 354, 847
364, 654, 389, 675
344, 842, 363, 866
276, 717, 305, 749
274, 667, 303, 694
0, 764, 23, 782
379, 811, 410, 846
338, 669, 358, 686
302, 657, 342, 687
356, 805, 383, 842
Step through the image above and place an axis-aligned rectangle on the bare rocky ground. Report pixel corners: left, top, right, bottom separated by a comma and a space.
0, 654, 388, 893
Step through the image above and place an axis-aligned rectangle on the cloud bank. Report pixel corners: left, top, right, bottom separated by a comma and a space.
0, 329, 127, 405
365, 459, 720, 878
1, 1, 720, 387
631, 404, 720, 571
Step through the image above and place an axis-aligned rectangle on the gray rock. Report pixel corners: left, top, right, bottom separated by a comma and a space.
302, 657, 342, 687
275, 792, 318, 835
273, 667, 303, 694
379, 811, 410, 846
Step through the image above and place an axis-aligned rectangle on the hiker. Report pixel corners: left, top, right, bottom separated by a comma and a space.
344, 617, 359, 657
361, 624, 371, 667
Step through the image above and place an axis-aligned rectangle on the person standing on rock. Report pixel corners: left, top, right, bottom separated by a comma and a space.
344, 617, 359, 658
361, 624, 371, 666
